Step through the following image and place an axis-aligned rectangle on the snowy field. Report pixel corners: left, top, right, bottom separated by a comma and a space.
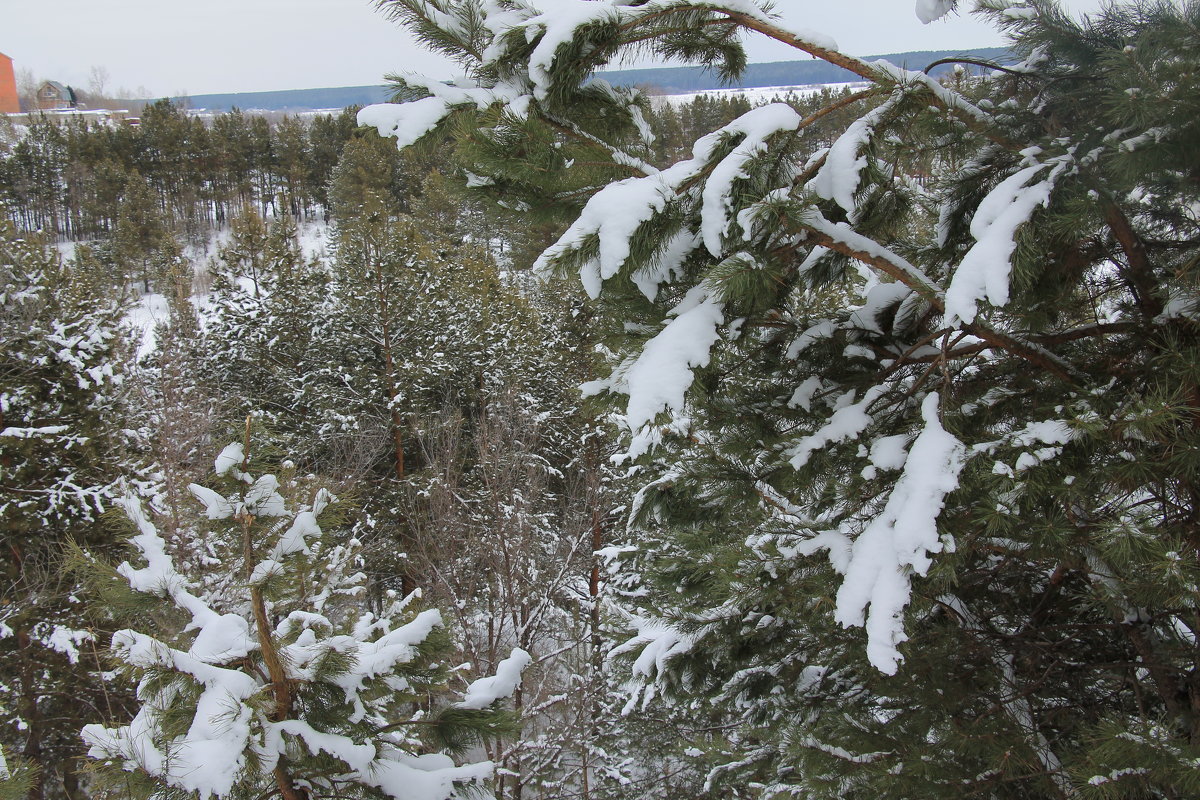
656, 81, 870, 107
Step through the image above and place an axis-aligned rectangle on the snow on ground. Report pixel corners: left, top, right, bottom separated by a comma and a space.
296, 219, 332, 262
119, 218, 331, 360
655, 81, 869, 107
54, 240, 80, 262
125, 293, 172, 361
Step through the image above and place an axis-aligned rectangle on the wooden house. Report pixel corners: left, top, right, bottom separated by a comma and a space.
36, 80, 78, 110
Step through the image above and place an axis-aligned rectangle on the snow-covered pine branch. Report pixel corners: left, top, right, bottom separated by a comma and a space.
83, 445, 528, 800
361, 0, 1021, 672
368, 1, 1200, 795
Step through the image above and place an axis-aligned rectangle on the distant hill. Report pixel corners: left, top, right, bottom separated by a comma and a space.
598, 47, 1010, 93
172, 47, 1010, 112
177, 84, 391, 113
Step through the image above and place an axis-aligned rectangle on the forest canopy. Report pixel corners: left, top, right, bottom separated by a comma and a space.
4, 1, 1200, 799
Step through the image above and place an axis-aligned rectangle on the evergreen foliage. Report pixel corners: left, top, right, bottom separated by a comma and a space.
0, 748, 38, 800
113, 169, 170, 293
82, 441, 524, 800
370, 0, 1200, 796
0, 221, 138, 799
10, 2, 1200, 796
0, 36, 851, 800
0, 103, 360, 241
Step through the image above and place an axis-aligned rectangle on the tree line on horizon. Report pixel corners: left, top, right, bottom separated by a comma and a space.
0, 90, 822, 245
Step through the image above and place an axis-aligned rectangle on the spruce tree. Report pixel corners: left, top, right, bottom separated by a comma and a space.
368, 1, 1200, 796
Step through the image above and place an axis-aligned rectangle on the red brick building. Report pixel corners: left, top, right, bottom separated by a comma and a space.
0, 52, 20, 114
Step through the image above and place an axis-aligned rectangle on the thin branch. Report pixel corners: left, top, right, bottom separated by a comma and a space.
924, 57, 1036, 77
797, 223, 1078, 382
1102, 201, 1163, 318
718, 11, 878, 81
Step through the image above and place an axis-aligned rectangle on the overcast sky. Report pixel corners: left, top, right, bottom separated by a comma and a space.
4, 0, 1108, 98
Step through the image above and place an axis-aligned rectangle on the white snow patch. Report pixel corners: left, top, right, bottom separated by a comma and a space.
834, 393, 965, 674
457, 648, 532, 709
213, 443, 245, 477
944, 156, 1071, 325
536, 104, 801, 296
788, 386, 886, 469
602, 286, 724, 459
810, 92, 902, 218
915, 0, 958, 23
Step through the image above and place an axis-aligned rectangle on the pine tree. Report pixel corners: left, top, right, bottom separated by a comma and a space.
129, 236, 218, 549
82, 440, 527, 800
308, 108, 359, 218
219, 204, 270, 298
113, 168, 169, 294
322, 192, 537, 590
0, 221, 137, 800
273, 116, 312, 218
369, 1, 1200, 797
201, 205, 334, 470
327, 131, 409, 219
406, 169, 457, 242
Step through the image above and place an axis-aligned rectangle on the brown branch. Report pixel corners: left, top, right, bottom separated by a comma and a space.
715, 10, 1023, 150
791, 152, 829, 190
252, 579, 308, 800
924, 57, 1034, 78
1031, 322, 1136, 345
959, 321, 1076, 384
1122, 621, 1187, 723
1102, 201, 1162, 318
718, 11, 879, 81
894, 341, 991, 364
798, 226, 1077, 382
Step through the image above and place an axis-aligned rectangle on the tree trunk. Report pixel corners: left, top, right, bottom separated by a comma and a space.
17, 628, 47, 800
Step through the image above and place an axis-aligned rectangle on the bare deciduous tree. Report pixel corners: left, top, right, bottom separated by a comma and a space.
404, 391, 619, 800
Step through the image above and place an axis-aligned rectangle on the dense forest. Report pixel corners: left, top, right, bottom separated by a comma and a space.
0, 76, 862, 800
6, 0, 1200, 799
0, 103, 357, 238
